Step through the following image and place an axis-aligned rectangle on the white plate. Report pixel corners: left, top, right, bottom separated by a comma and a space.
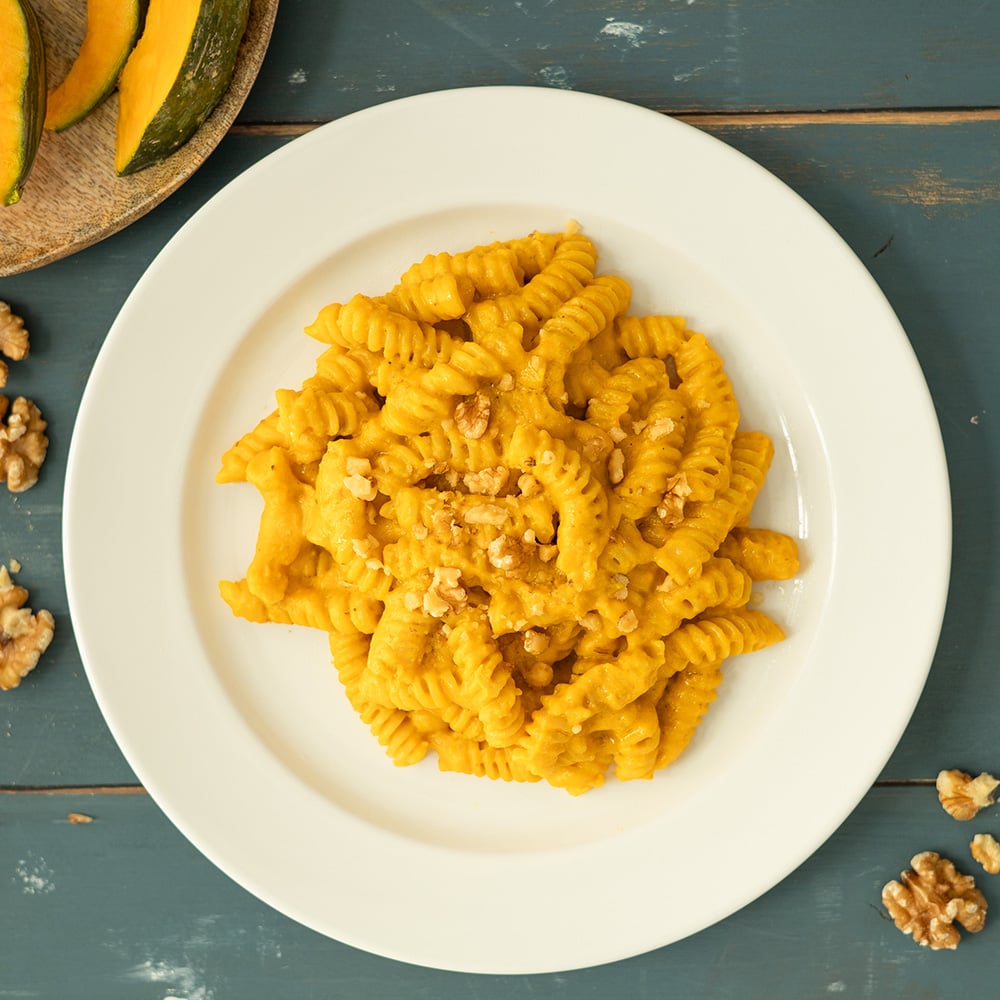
64, 87, 950, 975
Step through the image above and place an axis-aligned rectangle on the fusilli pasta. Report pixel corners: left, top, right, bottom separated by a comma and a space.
218, 225, 800, 795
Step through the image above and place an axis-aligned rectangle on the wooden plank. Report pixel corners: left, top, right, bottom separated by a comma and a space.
1, 786, 997, 996
3, 119, 998, 786
240, 0, 1000, 122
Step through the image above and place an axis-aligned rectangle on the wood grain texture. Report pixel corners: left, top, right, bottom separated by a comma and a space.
1, 787, 997, 997
0, 0, 279, 277
239, 0, 1000, 122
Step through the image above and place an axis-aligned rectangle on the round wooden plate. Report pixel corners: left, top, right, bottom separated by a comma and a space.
0, 0, 279, 277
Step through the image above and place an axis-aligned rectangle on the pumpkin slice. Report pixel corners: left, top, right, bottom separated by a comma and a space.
115, 0, 251, 176
0, 0, 46, 206
44, 0, 145, 133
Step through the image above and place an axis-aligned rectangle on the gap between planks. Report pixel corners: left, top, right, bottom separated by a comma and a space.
231, 106, 1000, 138
0, 779, 934, 795
0, 785, 147, 795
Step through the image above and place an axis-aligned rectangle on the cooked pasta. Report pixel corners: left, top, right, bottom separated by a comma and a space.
218, 225, 801, 795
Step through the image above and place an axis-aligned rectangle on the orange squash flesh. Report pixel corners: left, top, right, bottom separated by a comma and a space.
44, 0, 144, 132
0, 0, 45, 206
115, 0, 249, 176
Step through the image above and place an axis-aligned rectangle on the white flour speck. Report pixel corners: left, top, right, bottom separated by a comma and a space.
600, 21, 646, 47
287, 68, 307, 86
538, 65, 572, 89
126, 960, 214, 1000
14, 856, 55, 895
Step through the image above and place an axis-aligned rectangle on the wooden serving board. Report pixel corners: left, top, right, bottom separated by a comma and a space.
0, 0, 279, 276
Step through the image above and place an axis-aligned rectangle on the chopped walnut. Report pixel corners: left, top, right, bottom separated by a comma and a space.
0, 396, 48, 493
422, 566, 467, 618
648, 417, 676, 440
937, 768, 1000, 821
0, 302, 29, 388
522, 628, 549, 655
430, 508, 467, 545
486, 535, 529, 576
580, 431, 612, 463
0, 565, 55, 691
517, 472, 541, 497
343, 473, 377, 501
342, 457, 377, 501
463, 503, 509, 527
655, 472, 692, 528
617, 609, 639, 634
463, 466, 509, 497
608, 448, 625, 484
350, 535, 379, 560
882, 851, 987, 950
971, 834, 1000, 875
454, 392, 490, 439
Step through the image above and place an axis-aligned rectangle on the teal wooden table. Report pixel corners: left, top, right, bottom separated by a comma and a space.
3, 2, 1000, 996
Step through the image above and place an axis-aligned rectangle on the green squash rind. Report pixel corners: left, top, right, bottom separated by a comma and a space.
116, 0, 252, 176
2, 0, 47, 207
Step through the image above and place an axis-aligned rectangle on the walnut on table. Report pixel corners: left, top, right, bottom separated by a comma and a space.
882, 851, 987, 950
970, 833, 1000, 875
0, 565, 55, 691
0, 301, 30, 388
936, 768, 1000, 821
0, 395, 49, 493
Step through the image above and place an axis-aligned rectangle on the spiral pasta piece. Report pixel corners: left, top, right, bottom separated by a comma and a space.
219, 225, 800, 794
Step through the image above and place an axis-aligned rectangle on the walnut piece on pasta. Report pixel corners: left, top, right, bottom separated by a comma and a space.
882, 852, 987, 950
0, 565, 55, 691
454, 391, 491, 440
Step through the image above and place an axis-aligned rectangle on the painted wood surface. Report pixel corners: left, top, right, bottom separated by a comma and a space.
240, 0, 1000, 120
3, 787, 999, 998
3, 0, 1000, 995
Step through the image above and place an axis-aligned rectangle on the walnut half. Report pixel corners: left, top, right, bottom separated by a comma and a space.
882, 851, 987, 950
454, 392, 490, 440
0, 395, 48, 493
936, 768, 1000, 821
0, 566, 55, 691
0, 301, 30, 388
